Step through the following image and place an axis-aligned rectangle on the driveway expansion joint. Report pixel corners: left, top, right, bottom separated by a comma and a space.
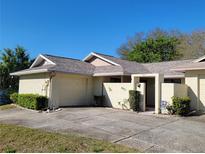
142, 145, 155, 152
113, 118, 179, 144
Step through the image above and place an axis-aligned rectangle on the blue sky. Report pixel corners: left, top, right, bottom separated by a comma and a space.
0, 0, 205, 59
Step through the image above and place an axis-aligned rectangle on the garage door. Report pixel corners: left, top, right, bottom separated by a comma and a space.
58, 76, 89, 107
199, 75, 205, 111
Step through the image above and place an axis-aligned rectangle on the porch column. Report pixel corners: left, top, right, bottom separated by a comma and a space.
121, 76, 124, 83
155, 74, 164, 114
131, 75, 139, 90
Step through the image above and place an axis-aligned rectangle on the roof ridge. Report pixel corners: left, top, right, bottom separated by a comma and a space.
94, 65, 122, 68
142, 59, 194, 65
94, 52, 144, 65
43, 54, 82, 62
91, 52, 195, 65
93, 52, 115, 58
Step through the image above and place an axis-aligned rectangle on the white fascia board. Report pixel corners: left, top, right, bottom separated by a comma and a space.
172, 67, 205, 72
30, 54, 56, 68
10, 69, 48, 76
193, 55, 205, 63
93, 72, 124, 76
29, 54, 41, 68
83, 52, 94, 61
83, 52, 120, 66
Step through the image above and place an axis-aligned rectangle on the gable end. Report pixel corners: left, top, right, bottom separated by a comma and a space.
30, 54, 56, 68
83, 52, 120, 66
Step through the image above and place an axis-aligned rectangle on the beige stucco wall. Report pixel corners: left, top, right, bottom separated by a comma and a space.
185, 70, 205, 111
19, 73, 50, 97
137, 83, 146, 111
90, 57, 111, 66
199, 74, 205, 111
103, 83, 132, 109
161, 83, 174, 106
50, 73, 93, 108
93, 76, 110, 96
161, 83, 188, 105
93, 77, 103, 96
181, 78, 185, 84
185, 74, 198, 110
174, 83, 188, 97
161, 83, 187, 113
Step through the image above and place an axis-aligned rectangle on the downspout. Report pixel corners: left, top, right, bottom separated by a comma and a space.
48, 71, 56, 109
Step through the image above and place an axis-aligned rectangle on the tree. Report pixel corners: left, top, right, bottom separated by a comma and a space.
127, 36, 180, 63
118, 32, 145, 59
176, 30, 205, 59
117, 28, 205, 62
118, 28, 181, 63
0, 46, 32, 92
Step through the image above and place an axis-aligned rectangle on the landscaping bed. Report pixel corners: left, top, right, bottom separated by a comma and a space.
0, 124, 138, 153
0, 104, 16, 110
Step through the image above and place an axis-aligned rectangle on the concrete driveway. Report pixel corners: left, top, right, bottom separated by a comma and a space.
1, 107, 205, 152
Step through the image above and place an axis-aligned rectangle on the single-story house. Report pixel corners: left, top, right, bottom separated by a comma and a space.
10, 52, 205, 113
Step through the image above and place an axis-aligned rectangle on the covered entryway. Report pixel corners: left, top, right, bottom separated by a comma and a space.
140, 77, 155, 111
132, 74, 164, 114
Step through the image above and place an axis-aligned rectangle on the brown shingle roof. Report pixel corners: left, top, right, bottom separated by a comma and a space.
172, 61, 205, 71
142, 59, 194, 77
42, 54, 95, 75
11, 54, 95, 76
94, 65, 124, 75
11, 52, 197, 77
93, 52, 149, 74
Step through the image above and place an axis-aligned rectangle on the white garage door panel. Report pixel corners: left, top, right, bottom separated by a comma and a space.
199, 75, 205, 111
58, 76, 88, 106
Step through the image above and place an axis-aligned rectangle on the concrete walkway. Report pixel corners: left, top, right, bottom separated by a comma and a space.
1, 107, 205, 152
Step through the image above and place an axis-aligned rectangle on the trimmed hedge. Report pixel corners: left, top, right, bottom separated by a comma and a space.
166, 96, 191, 116
10, 93, 48, 110
129, 90, 140, 111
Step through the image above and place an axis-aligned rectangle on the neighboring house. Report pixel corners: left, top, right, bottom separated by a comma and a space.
10, 52, 205, 113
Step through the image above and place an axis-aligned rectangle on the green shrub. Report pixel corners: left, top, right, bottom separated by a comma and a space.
17, 94, 48, 110
166, 104, 176, 115
166, 96, 191, 116
3, 146, 16, 153
129, 90, 140, 111
172, 96, 191, 116
10, 93, 18, 103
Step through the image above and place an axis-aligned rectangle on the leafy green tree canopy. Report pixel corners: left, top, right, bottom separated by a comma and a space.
127, 36, 180, 63
0, 46, 32, 91
118, 28, 205, 63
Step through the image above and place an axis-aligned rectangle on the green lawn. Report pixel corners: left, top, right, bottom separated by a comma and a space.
0, 104, 16, 110
0, 124, 139, 153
